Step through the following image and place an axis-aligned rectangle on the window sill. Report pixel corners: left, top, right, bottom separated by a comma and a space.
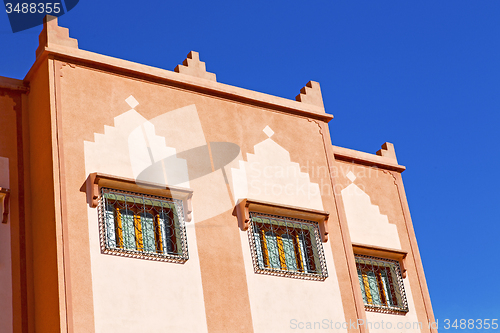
232, 198, 329, 242
80, 173, 194, 222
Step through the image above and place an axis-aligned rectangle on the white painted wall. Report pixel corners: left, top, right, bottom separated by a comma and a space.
0, 156, 12, 333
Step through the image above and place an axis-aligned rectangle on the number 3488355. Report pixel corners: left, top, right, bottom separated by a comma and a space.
5, 3, 61, 14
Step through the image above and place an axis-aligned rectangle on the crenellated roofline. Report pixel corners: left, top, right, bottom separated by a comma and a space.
26, 16, 333, 122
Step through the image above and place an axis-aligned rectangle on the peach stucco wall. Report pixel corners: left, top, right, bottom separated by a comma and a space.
20, 28, 434, 330
27, 59, 66, 332
55, 58, 353, 332
0, 87, 28, 333
0, 18, 436, 333
231, 124, 347, 332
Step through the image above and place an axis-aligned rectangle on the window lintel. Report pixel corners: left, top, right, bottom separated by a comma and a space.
0, 187, 10, 224
81, 172, 193, 222
232, 198, 329, 242
352, 243, 407, 278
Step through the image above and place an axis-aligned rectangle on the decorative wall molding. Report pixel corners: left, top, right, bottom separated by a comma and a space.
332, 144, 406, 172
36, 15, 78, 58
175, 51, 217, 81
296, 81, 324, 108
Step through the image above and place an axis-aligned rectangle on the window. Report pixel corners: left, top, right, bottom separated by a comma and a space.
99, 187, 189, 263
249, 212, 328, 280
355, 255, 408, 313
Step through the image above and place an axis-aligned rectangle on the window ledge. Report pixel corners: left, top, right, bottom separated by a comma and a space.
232, 198, 329, 242
80, 173, 194, 222
0, 187, 10, 224
352, 243, 408, 278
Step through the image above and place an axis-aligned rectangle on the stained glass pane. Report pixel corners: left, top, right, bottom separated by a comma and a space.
140, 212, 155, 253
252, 224, 264, 268
265, 231, 281, 269
121, 210, 136, 250
159, 211, 174, 254
380, 270, 394, 306
104, 204, 116, 248
358, 270, 368, 303
367, 271, 381, 305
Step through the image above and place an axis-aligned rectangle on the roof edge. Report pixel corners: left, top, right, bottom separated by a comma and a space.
0, 76, 29, 92
332, 144, 406, 172
25, 17, 333, 122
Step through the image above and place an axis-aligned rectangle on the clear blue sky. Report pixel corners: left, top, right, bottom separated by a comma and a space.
2, 1, 499, 329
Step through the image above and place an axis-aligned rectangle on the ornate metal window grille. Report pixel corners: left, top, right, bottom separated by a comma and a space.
99, 187, 189, 263
248, 212, 328, 281
355, 255, 409, 313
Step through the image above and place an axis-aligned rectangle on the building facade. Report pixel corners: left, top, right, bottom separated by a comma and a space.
0, 17, 437, 333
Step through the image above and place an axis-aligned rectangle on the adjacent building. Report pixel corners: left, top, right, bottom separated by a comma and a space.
0, 16, 437, 333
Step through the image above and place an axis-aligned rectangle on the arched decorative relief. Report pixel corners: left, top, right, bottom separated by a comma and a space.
341, 171, 401, 249
231, 126, 324, 211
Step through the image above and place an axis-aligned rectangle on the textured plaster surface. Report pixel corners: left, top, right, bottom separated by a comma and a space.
27, 60, 63, 332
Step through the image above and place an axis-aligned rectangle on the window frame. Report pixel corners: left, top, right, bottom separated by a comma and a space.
100, 187, 189, 263
232, 199, 330, 281
82, 172, 193, 264
248, 212, 328, 280
355, 254, 409, 314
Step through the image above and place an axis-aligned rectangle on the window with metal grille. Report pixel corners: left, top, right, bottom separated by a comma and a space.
99, 187, 189, 263
248, 212, 328, 280
355, 255, 408, 313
